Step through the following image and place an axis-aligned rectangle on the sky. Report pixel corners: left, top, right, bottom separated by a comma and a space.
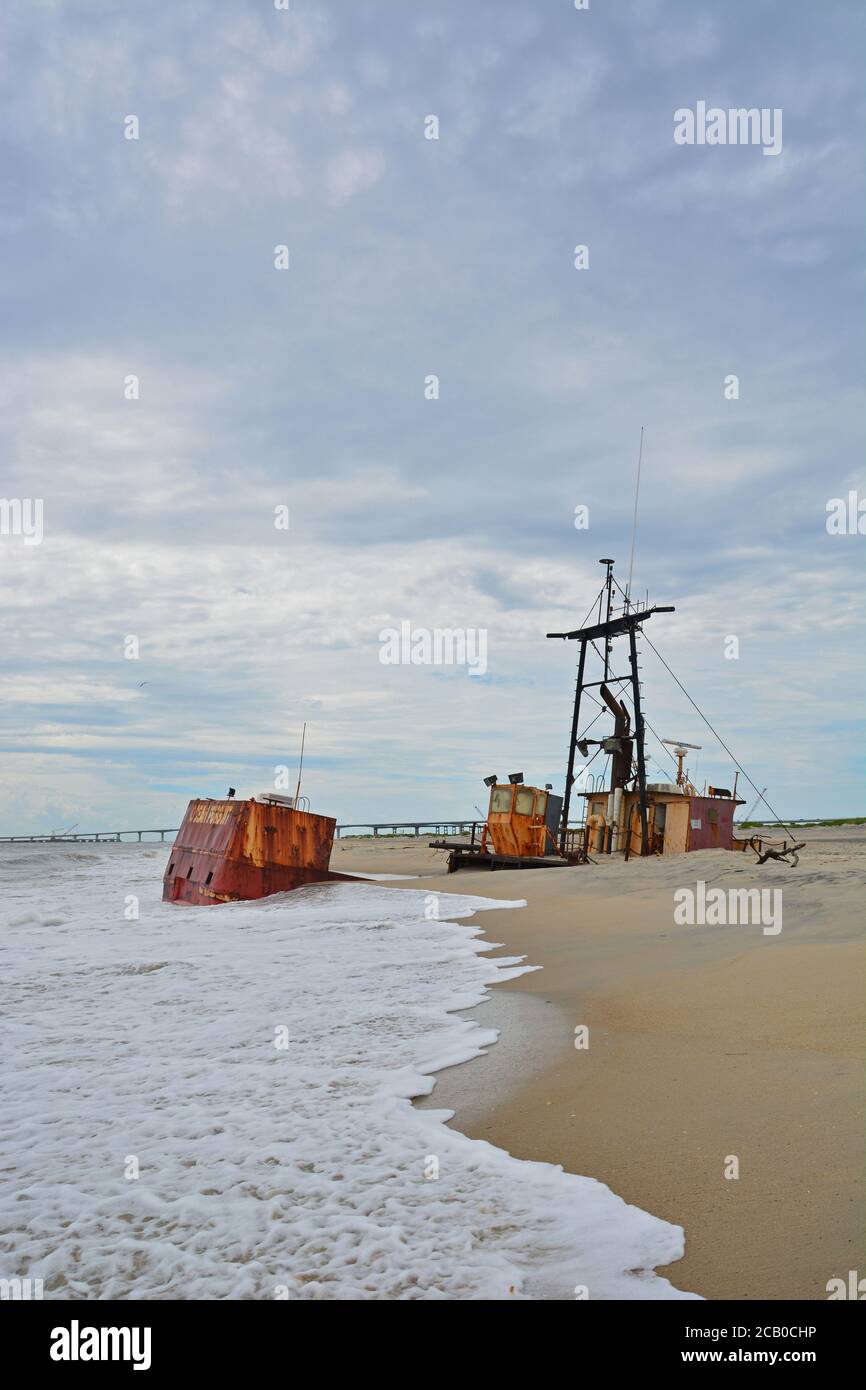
0, 0, 864, 836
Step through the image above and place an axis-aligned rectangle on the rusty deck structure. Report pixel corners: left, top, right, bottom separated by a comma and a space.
162, 797, 354, 906
431, 781, 587, 872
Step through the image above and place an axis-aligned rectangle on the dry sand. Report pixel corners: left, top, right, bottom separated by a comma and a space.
333, 827, 866, 1300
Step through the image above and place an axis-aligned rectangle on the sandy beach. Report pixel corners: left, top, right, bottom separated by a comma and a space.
333, 826, 866, 1300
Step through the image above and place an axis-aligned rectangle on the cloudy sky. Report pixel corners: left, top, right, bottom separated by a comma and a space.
1, 0, 863, 836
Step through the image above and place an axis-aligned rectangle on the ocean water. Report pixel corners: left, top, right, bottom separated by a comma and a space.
0, 844, 696, 1300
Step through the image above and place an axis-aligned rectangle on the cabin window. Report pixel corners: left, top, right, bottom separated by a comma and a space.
490, 788, 512, 813
186, 866, 194, 879
535, 791, 548, 817
168, 862, 174, 874
514, 788, 535, 816
205, 871, 213, 885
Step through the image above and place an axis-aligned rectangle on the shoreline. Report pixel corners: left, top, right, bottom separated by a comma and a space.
335, 828, 866, 1300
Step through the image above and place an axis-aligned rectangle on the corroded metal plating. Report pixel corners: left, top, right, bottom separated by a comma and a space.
163, 798, 351, 906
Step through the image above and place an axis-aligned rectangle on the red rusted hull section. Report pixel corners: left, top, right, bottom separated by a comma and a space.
686, 795, 737, 852
163, 798, 350, 906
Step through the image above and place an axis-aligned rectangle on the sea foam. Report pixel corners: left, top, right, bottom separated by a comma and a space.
0, 845, 696, 1300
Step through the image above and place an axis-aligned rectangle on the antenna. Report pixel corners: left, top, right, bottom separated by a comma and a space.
662, 738, 702, 788
599, 557, 615, 679
626, 427, 644, 610
294, 723, 307, 806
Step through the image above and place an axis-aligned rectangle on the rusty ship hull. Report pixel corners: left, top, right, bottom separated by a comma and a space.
163, 797, 353, 906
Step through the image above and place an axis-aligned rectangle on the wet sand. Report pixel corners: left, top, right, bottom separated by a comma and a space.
334, 827, 866, 1299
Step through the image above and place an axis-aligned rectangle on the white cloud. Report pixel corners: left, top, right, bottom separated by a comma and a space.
0, 0, 862, 831
324, 148, 386, 204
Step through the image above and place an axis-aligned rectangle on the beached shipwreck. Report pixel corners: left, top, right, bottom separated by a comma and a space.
434, 558, 799, 873
163, 556, 799, 901
162, 793, 354, 906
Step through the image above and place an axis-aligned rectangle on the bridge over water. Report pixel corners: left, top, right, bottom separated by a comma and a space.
0, 820, 484, 845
